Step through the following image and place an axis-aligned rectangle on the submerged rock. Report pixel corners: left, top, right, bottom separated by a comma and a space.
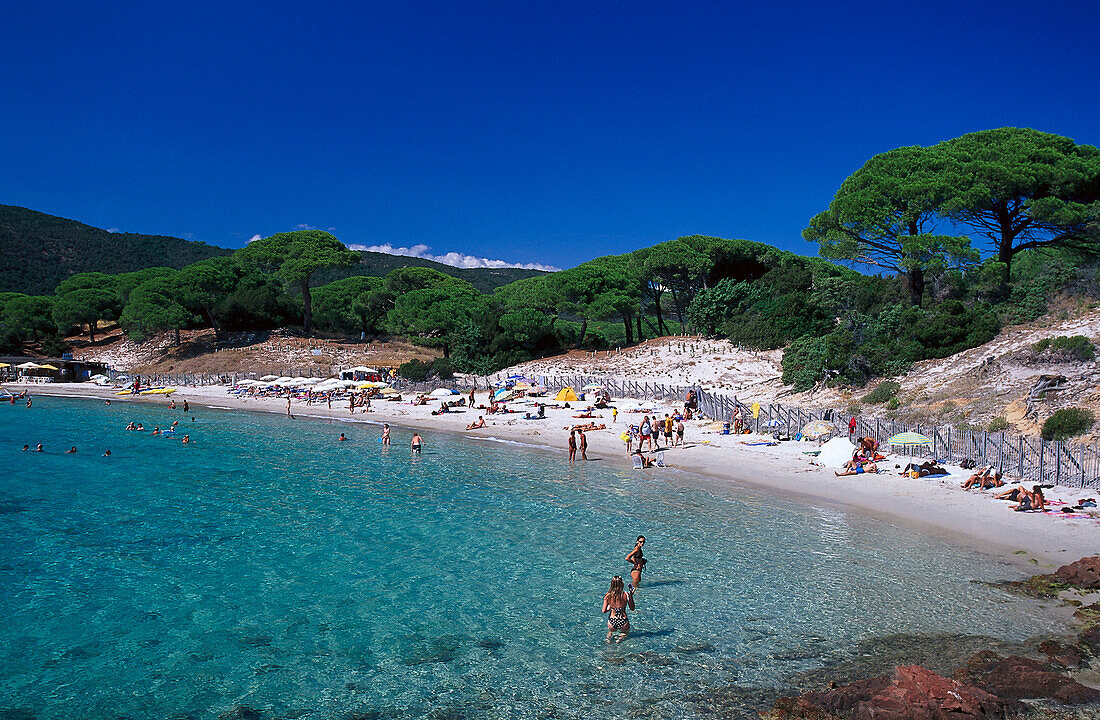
1038, 640, 1085, 669
219, 707, 262, 720
1054, 556, 1100, 590
959, 653, 1100, 706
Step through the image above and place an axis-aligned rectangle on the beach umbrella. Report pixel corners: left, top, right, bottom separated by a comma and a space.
38, 364, 59, 370
582, 383, 604, 390
431, 388, 459, 397
493, 388, 512, 401
296, 377, 319, 385
800, 420, 834, 440
762, 419, 784, 428
260, 375, 279, 381
16, 362, 40, 369
887, 431, 932, 446
0, 363, 9, 368
512, 381, 532, 390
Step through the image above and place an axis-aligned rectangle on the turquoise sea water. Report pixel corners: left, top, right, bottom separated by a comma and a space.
0, 397, 1058, 719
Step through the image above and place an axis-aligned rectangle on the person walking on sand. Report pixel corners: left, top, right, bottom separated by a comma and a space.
286, 397, 292, 418
639, 416, 652, 452
602, 575, 635, 642
568, 430, 577, 462
626, 536, 646, 589
411, 433, 423, 454
612, 407, 618, 424
675, 419, 685, 447
382, 423, 391, 446
848, 416, 857, 438
578, 429, 588, 461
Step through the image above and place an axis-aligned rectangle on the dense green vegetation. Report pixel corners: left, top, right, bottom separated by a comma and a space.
1041, 408, 1096, 441
0, 204, 231, 295
1032, 335, 1096, 362
2, 127, 1097, 392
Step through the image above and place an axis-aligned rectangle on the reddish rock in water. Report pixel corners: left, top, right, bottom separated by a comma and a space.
1038, 639, 1086, 669
775, 666, 1005, 720
962, 654, 1100, 706
851, 665, 1005, 720
1054, 556, 1100, 589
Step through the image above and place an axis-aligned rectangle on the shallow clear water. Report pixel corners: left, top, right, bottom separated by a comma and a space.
0, 396, 1056, 719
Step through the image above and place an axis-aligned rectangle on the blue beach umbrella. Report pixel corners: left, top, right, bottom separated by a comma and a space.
887, 431, 932, 446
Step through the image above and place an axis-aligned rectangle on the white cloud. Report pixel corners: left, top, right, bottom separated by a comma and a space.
106, 227, 120, 233
247, 234, 262, 243
349, 243, 558, 272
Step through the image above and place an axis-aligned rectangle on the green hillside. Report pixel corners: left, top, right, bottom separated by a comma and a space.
0, 204, 544, 295
317, 251, 547, 293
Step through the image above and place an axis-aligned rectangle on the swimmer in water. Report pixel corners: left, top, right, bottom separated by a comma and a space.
411, 433, 423, 454
339, 433, 347, 441
103, 449, 111, 456
382, 423, 390, 446
626, 536, 647, 590
181, 435, 190, 444
602, 575, 635, 642
34, 444, 43, 452
151, 427, 161, 436
65, 446, 77, 454
22, 445, 29, 451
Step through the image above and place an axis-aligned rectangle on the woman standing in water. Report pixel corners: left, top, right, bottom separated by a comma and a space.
626, 536, 646, 589
602, 575, 635, 641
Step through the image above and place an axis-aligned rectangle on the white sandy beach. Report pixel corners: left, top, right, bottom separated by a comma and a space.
22, 381, 1100, 571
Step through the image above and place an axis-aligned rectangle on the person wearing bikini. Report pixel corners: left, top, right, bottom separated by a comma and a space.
602, 575, 635, 641
626, 535, 647, 589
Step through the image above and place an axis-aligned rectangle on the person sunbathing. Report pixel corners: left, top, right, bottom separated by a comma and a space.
900, 460, 948, 477
570, 422, 606, 432
961, 466, 1004, 489
994, 485, 1024, 502
466, 416, 486, 430
1013, 485, 1046, 512
573, 412, 598, 418
835, 459, 878, 476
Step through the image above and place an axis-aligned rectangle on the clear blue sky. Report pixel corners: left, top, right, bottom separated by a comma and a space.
3, 1, 1098, 271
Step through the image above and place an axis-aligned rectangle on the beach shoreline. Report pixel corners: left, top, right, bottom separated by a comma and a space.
22, 381, 1100, 572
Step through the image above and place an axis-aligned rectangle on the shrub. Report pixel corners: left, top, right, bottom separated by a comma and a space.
1033, 335, 1095, 362
398, 358, 431, 381
846, 402, 862, 416
886, 397, 900, 410
862, 381, 900, 405
431, 357, 454, 379
1041, 408, 1096, 441
987, 417, 1010, 433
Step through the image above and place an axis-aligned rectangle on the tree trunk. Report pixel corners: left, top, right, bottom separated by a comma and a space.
652, 288, 667, 335
203, 307, 220, 340
636, 315, 643, 342
174, 328, 181, 346
907, 268, 925, 307
87, 323, 96, 343
300, 279, 313, 334
622, 315, 634, 345
575, 318, 587, 348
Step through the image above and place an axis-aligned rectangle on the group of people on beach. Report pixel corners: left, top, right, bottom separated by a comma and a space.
602, 536, 647, 641
626, 414, 684, 454
834, 436, 884, 476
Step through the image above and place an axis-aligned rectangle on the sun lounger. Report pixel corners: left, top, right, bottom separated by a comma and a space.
632, 455, 644, 470
654, 451, 667, 468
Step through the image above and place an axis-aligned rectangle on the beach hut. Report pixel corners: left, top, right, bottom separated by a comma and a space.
555, 387, 579, 402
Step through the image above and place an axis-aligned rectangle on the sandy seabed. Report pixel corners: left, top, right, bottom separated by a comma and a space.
20, 381, 1100, 571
